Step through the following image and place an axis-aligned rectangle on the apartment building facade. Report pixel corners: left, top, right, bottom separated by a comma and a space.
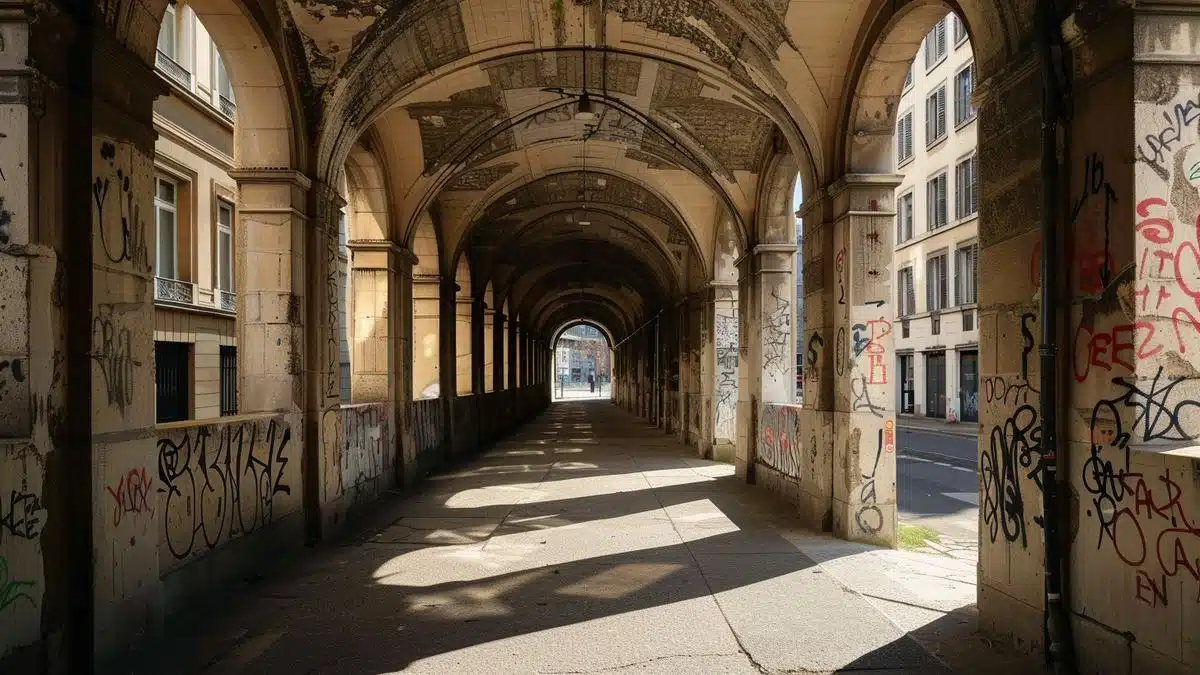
892, 13, 979, 423
149, 2, 355, 422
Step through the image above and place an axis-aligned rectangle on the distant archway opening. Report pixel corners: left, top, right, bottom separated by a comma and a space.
552, 322, 614, 401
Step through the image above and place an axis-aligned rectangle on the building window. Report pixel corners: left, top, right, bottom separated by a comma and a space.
955, 154, 979, 219
155, 175, 178, 280
897, 191, 914, 242
155, 341, 190, 423
157, 3, 177, 60
955, 64, 976, 126
926, 85, 947, 145
219, 345, 238, 416
898, 266, 916, 316
904, 64, 913, 90
217, 200, 234, 292
926, 252, 949, 312
955, 243, 978, 305
897, 111, 914, 165
953, 14, 969, 45
924, 18, 947, 71
214, 48, 237, 118
926, 171, 948, 231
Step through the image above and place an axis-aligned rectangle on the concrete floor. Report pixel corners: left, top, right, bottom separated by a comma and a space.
114, 402, 1042, 675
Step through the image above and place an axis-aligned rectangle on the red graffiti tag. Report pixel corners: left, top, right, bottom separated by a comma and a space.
105, 467, 154, 527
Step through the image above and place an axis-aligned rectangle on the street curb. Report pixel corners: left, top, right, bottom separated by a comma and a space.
895, 424, 977, 440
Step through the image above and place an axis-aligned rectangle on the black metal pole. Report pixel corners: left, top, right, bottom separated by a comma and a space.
1035, 1, 1074, 671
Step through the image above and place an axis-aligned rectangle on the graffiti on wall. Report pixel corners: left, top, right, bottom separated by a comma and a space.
762, 288, 791, 378
157, 416, 297, 564
0, 442, 45, 657
854, 429, 884, 535
341, 404, 393, 504
758, 403, 801, 478
92, 304, 140, 414
715, 311, 738, 441
93, 140, 151, 273
981, 403, 1043, 548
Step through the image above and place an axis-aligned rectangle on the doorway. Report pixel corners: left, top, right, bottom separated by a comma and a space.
958, 350, 978, 423
925, 350, 946, 419
898, 354, 914, 414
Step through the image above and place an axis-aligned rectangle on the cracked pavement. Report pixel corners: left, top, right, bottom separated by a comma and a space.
109, 401, 1041, 675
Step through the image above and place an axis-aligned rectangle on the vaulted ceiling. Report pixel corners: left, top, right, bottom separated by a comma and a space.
205, 0, 1021, 342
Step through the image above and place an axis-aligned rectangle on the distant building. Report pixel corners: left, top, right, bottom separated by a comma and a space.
150, 3, 241, 422
556, 325, 611, 384
892, 13, 979, 423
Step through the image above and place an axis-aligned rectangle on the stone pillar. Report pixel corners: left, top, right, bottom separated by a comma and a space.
483, 304, 495, 392
708, 283, 738, 460
735, 245, 796, 480
307, 181, 350, 536
470, 296, 485, 394
411, 274, 440, 399
507, 316, 518, 390
84, 38, 168, 660
231, 169, 312, 415
679, 297, 704, 447
393, 248, 417, 485
347, 240, 395, 402
438, 278, 458, 453
493, 311, 506, 391
455, 293, 472, 397
813, 175, 899, 545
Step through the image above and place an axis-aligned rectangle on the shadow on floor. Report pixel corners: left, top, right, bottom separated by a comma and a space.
101, 401, 1025, 675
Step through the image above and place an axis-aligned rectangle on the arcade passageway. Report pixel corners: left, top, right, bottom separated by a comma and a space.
4, 0, 1200, 673
113, 400, 1014, 675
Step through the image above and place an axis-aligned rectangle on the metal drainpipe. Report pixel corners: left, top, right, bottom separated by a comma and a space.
1035, 0, 1075, 671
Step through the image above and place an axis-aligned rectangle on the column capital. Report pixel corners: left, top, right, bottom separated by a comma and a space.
227, 167, 313, 190
347, 239, 418, 270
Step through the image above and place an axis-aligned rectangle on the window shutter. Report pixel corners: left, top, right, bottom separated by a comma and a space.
939, 255, 948, 310
936, 87, 946, 138
926, 260, 935, 311
937, 20, 946, 56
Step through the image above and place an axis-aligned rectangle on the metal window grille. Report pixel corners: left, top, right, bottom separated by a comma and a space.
155, 341, 190, 423
219, 345, 238, 416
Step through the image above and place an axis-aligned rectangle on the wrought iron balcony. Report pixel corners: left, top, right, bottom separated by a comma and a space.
218, 290, 237, 313
155, 276, 195, 305
218, 94, 236, 120
155, 50, 192, 90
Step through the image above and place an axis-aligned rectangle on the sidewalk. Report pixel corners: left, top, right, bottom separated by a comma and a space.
895, 414, 978, 439
105, 401, 1040, 675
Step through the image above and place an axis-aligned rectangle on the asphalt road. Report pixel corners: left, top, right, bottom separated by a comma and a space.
897, 428, 979, 542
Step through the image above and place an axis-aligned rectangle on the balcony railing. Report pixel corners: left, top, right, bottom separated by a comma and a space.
155, 50, 192, 90
155, 276, 195, 305
218, 94, 236, 120
218, 290, 237, 313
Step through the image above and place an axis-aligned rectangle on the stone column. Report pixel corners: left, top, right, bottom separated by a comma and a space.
455, 292, 472, 397
393, 248, 417, 485
812, 175, 900, 546
231, 169, 312, 414
438, 278, 459, 453
507, 315, 518, 390
347, 240, 396, 402
708, 282, 739, 460
411, 274, 441, 399
307, 181, 350, 536
735, 244, 796, 480
493, 311, 506, 391
483, 304, 495, 392
471, 296, 485, 395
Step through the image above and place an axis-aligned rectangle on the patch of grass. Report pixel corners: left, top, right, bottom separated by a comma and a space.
898, 523, 940, 551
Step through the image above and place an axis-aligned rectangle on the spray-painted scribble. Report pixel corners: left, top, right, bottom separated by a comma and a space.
158, 417, 294, 562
